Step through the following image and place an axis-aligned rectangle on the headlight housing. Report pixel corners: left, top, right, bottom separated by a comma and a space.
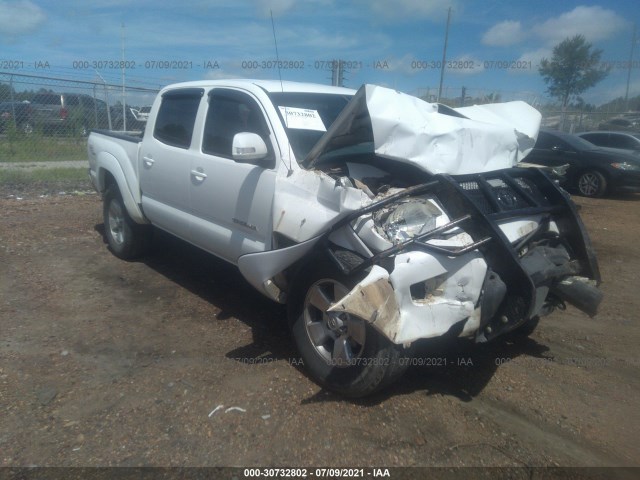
374, 198, 443, 244
611, 162, 640, 171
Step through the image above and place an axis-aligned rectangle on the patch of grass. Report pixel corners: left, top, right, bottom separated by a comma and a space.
0, 132, 86, 162
0, 167, 88, 183
0, 167, 91, 195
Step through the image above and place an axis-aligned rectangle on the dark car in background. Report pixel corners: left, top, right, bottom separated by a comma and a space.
598, 116, 640, 132
0, 101, 33, 134
577, 131, 640, 153
526, 129, 640, 197
30, 93, 109, 136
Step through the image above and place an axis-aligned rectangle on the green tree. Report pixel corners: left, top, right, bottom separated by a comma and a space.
0, 82, 15, 101
539, 35, 609, 109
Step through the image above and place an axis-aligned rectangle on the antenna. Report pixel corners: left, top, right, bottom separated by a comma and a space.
270, 11, 284, 93
437, 7, 451, 103
270, 10, 293, 176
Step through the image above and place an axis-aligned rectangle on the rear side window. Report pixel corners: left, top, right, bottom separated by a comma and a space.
154, 89, 203, 148
613, 135, 639, 149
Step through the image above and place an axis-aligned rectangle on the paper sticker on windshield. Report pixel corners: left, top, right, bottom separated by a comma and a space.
278, 106, 326, 131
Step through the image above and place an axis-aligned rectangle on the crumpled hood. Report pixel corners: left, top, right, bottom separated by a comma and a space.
305, 84, 542, 175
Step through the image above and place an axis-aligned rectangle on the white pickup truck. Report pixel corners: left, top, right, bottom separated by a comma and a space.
88, 79, 602, 397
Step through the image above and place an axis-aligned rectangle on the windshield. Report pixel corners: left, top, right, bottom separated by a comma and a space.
267, 92, 352, 162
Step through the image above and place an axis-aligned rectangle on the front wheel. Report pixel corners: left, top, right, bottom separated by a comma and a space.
510, 316, 540, 338
103, 185, 150, 259
290, 261, 408, 397
576, 170, 607, 197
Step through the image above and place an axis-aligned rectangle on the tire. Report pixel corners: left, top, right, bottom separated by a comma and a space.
103, 185, 150, 260
22, 122, 33, 135
576, 170, 607, 197
289, 257, 408, 398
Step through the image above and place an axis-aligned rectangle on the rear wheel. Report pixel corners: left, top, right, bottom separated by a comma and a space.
103, 185, 150, 259
576, 170, 607, 197
290, 259, 408, 397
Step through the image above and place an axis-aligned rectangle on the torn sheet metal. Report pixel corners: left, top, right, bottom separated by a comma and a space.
306, 84, 541, 175
238, 236, 322, 301
328, 251, 488, 345
328, 266, 402, 342
388, 250, 487, 343
272, 168, 371, 243
238, 169, 373, 300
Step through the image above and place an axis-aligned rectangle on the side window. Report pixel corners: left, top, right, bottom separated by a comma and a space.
535, 132, 555, 149
203, 90, 271, 161
536, 132, 570, 151
153, 89, 203, 148
616, 136, 637, 149
584, 133, 607, 146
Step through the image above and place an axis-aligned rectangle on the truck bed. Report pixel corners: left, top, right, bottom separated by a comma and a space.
92, 129, 143, 143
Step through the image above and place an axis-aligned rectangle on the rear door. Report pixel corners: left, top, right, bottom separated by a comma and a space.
188, 88, 277, 263
139, 88, 204, 240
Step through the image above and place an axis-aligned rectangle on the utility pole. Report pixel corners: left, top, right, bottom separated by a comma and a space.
95, 71, 112, 130
331, 60, 345, 87
437, 7, 452, 102
624, 22, 637, 111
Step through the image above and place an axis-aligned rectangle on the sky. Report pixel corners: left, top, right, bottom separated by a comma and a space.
0, 0, 639, 108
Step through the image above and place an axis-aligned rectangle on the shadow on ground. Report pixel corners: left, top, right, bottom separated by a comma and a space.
96, 223, 553, 405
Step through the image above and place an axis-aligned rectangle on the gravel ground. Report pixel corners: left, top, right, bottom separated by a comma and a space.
0, 188, 639, 469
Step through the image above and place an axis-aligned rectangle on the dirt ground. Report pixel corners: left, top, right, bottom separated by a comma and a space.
0, 186, 639, 469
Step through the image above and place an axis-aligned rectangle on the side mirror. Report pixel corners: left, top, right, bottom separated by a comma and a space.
232, 132, 268, 162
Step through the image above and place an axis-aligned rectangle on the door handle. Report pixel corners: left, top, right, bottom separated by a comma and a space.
190, 169, 207, 180
143, 156, 155, 167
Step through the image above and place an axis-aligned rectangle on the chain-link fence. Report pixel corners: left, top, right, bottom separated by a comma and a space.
1, 72, 158, 162
540, 110, 640, 133
3, 71, 638, 162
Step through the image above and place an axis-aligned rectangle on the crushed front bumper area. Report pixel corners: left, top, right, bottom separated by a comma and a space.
323, 167, 602, 344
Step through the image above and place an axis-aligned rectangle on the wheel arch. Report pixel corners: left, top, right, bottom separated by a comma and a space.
95, 151, 148, 224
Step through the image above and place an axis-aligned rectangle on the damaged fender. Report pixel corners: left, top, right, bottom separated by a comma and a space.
328, 250, 488, 345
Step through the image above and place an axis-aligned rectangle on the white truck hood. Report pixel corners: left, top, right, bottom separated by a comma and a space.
305, 84, 541, 175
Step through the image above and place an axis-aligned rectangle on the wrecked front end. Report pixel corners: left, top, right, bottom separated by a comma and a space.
238, 83, 604, 396
321, 167, 602, 345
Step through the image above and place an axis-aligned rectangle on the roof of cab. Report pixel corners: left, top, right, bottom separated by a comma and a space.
159, 79, 356, 96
